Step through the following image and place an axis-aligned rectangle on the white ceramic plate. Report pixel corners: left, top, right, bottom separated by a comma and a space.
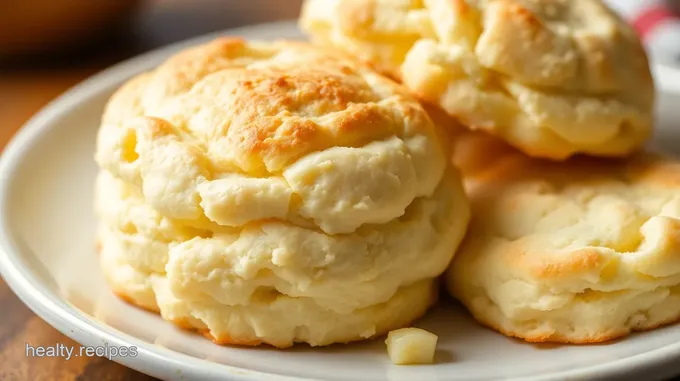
3, 21, 680, 381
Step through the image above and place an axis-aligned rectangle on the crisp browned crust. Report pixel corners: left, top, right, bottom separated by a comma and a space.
108, 283, 433, 348
201, 331, 266, 348
111, 290, 160, 314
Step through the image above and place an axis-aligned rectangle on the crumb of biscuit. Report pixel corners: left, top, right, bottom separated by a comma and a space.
385, 327, 438, 365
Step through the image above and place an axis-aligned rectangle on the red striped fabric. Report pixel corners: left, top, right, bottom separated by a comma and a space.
632, 5, 675, 38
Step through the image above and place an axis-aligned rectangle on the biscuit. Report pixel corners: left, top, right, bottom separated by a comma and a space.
300, 0, 655, 160
447, 152, 680, 343
94, 38, 471, 347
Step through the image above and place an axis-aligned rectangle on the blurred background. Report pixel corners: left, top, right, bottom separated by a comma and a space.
0, 0, 303, 58
0, 0, 303, 151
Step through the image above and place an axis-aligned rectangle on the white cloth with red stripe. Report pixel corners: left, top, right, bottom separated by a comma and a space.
604, 0, 680, 67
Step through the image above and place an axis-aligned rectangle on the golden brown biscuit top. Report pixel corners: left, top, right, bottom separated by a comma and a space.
103, 39, 436, 172
103, 38, 438, 173
96, 38, 449, 235
305, 0, 652, 103
460, 152, 680, 282
301, 0, 655, 160
475, 0, 649, 92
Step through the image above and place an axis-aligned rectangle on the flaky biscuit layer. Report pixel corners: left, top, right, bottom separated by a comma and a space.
98, 234, 437, 348
95, 38, 451, 235
95, 171, 466, 346
447, 152, 680, 343
300, 0, 654, 159
98, 227, 160, 313
96, 166, 467, 318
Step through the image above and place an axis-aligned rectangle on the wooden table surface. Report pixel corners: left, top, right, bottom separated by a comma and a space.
0, 1, 300, 380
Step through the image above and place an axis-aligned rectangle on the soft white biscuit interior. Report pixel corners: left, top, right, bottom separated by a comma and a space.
300, 0, 654, 159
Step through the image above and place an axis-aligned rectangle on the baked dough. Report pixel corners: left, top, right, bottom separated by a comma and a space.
447, 152, 680, 343
300, 0, 655, 160
94, 38, 471, 347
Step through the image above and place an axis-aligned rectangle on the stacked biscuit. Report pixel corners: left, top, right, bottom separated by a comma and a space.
300, 0, 680, 345
94, 39, 470, 347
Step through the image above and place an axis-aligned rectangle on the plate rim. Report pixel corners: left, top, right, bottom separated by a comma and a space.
1, 19, 680, 381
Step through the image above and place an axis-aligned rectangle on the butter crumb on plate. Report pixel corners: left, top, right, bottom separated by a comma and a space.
385, 328, 438, 365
